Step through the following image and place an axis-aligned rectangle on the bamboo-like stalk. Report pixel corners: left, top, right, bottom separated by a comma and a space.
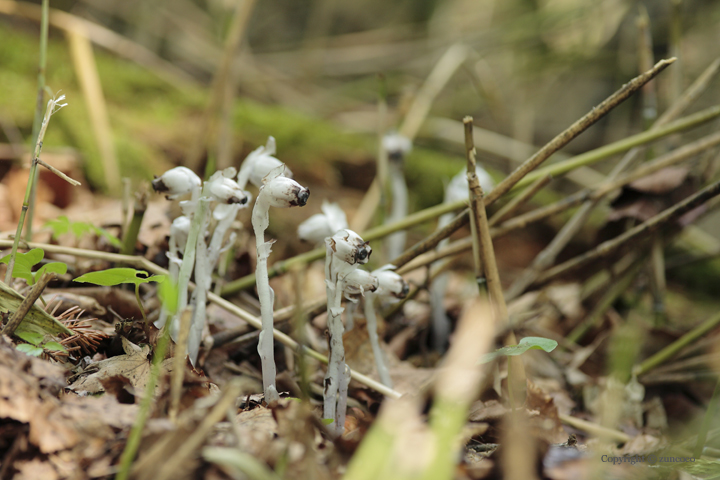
24, 0, 49, 242
5, 95, 67, 285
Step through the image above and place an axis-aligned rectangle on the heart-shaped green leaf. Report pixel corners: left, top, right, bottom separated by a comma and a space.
0, 248, 44, 284
479, 336, 558, 364
36, 262, 68, 279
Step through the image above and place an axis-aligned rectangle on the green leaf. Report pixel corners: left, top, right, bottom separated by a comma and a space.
158, 278, 178, 314
43, 341, 68, 353
74, 268, 166, 287
44, 216, 121, 248
321, 418, 334, 425
36, 262, 68, 278
16, 344, 44, 356
44, 216, 73, 238
0, 248, 45, 284
479, 336, 558, 364
16, 331, 43, 346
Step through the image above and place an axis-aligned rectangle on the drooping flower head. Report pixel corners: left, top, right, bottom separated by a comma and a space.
342, 268, 379, 298
237, 136, 294, 189
327, 229, 372, 267
206, 167, 248, 205
372, 265, 409, 299
297, 201, 348, 244
152, 166, 202, 199
382, 132, 412, 161
260, 165, 309, 208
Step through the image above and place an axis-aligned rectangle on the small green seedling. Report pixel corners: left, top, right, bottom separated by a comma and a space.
74, 268, 166, 323
15, 330, 67, 357
479, 336, 558, 364
0, 248, 67, 285
45, 216, 122, 249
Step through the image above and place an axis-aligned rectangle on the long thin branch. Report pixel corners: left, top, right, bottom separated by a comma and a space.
483, 58, 675, 205
2, 273, 56, 336
505, 56, 720, 300
535, 178, 720, 285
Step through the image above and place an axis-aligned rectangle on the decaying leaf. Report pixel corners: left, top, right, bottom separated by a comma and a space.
69, 336, 170, 395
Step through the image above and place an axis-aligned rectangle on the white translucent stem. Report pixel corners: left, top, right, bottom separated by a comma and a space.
345, 300, 356, 332
324, 273, 345, 425
208, 205, 240, 269
336, 364, 351, 436
176, 196, 210, 338
188, 212, 212, 365
385, 161, 408, 259
252, 196, 279, 404
364, 294, 393, 388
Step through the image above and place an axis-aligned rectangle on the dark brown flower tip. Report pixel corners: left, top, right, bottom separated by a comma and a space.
151, 177, 168, 193
291, 187, 310, 207
228, 195, 248, 205
355, 242, 372, 263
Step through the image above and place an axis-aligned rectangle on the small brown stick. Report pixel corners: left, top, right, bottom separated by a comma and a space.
464, 117, 507, 318
35, 157, 81, 186
483, 57, 676, 207
487, 174, 552, 227
536, 178, 720, 285
390, 59, 675, 271
399, 131, 720, 277
169, 307, 192, 423
464, 117, 485, 285
2, 272, 56, 336
391, 208, 470, 269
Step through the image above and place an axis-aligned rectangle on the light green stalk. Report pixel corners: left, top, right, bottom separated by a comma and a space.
5, 95, 66, 285
25, 0, 50, 242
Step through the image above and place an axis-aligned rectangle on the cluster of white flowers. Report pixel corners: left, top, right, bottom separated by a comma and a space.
152, 138, 309, 372
322, 228, 408, 435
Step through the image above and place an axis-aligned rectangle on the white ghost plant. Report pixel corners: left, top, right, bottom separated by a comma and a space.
252, 164, 310, 404
323, 228, 372, 435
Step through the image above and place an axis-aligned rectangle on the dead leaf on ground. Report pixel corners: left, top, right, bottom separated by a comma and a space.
69, 336, 171, 396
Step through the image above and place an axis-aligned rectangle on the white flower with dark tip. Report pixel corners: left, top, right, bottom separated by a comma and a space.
382, 132, 412, 160
237, 136, 294, 189
372, 265, 409, 299
327, 229, 372, 267
342, 268, 379, 298
205, 168, 248, 205
252, 162, 309, 404
260, 167, 309, 208
151, 166, 201, 199
297, 201, 348, 244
